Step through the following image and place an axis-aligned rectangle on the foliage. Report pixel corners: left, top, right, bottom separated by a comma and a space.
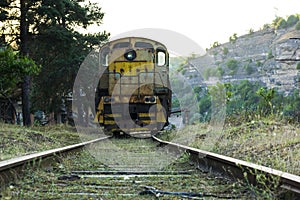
0, 48, 40, 96
222, 47, 228, 55
272, 16, 287, 29
217, 66, 225, 76
229, 33, 238, 43
272, 14, 299, 29
256, 87, 275, 116
0, 0, 109, 114
203, 67, 223, 80
286, 14, 299, 27
256, 60, 262, 67
211, 41, 220, 48
243, 63, 254, 75
262, 23, 271, 30
296, 62, 300, 70
267, 49, 274, 59
225, 81, 261, 118
282, 90, 300, 122
191, 81, 300, 124
248, 28, 254, 34
296, 21, 300, 30
226, 58, 239, 74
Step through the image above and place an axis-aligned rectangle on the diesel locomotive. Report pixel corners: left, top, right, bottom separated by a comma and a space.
94, 37, 172, 137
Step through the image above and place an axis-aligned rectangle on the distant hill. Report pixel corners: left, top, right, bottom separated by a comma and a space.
185, 25, 300, 94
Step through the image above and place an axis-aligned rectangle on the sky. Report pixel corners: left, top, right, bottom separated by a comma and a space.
90, 0, 300, 52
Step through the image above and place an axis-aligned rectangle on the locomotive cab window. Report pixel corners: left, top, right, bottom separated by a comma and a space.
157, 49, 166, 66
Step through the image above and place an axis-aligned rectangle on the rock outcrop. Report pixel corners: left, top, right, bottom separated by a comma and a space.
188, 26, 300, 94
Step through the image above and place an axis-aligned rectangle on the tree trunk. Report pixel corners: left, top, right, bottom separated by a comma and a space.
20, 0, 31, 126
22, 75, 31, 126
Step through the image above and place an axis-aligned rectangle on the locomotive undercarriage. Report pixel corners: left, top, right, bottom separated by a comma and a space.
95, 94, 168, 137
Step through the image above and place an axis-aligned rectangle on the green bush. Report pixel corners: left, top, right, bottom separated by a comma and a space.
263, 24, 271, 30
256, 60, 263, 67
244, 64, 254, 75
217, 66, 225, 76
211, 41, 220, 48
190, 80, 300, 123
203, 68, 211, 80
223, 47, 228, 55
287, 14, 299, 27
226, 59, 239, 71
267, 49, 274, 59
297, 62, 300, 70
229, 33, 238, 43
296, 21, 300, 30
272, 16, 287, 29
278, 19, 287, 29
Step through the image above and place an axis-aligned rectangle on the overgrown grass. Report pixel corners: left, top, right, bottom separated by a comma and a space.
158, 117, 300, 199
161, 118, 300, 175
0, 123, 80, 161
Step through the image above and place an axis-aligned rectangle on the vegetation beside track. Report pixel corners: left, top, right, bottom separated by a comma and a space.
158, 117, 300, 199
160, 118, 300, 176
0, 123, 80, 161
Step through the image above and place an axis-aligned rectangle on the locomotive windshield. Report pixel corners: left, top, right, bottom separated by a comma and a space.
134, 42, 153, 49
113, 42, 130, 49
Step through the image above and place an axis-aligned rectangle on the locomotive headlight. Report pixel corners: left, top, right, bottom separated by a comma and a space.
124, 49, 136, 61
144, 96, 156, 104
149, 97, 156, 103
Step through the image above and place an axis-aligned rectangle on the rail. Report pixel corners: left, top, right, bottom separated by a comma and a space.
0, 136, 112, 189
152, 136, 300, 197
2, 134, 299, 197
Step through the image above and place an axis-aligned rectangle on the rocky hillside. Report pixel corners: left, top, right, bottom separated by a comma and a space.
188, 26, 300, 94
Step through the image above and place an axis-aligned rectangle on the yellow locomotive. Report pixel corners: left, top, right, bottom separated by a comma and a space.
94, 37, 172, 137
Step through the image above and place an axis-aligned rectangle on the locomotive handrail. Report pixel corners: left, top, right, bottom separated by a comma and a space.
102, 71, 166, 96
106, 71, 166, 97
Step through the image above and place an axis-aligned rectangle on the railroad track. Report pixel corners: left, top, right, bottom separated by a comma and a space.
1, 134, 300, 199
0, 136, 111, 189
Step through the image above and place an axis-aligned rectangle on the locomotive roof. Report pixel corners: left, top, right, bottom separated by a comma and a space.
101, 37, 168, 51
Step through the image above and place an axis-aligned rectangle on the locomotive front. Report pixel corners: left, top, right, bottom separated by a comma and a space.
95, 37, 171, 137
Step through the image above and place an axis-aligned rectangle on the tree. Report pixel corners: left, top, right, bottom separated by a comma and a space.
0, 48, 39, 94
272, 16, 287, 29
286, 14, 299, 27
0, 47, 40, 122
226, 58, 239, 74
20, 0, 31, 126
256, 87, 275, 116
0, 0, 109, 124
